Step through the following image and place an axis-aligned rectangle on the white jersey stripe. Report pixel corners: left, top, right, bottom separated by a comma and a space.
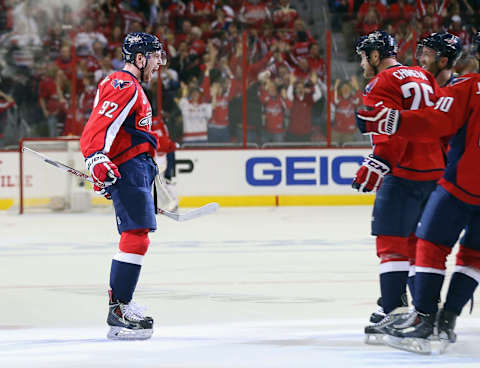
415, 266, 445, 276
103, 88, 138, 153
379, 261, 410, 274
113, 251, 144, 266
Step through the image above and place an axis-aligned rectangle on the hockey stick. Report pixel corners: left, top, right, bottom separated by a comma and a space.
22, 147, 219, 221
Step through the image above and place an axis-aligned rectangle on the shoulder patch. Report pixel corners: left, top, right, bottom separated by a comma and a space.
363, 77, 378, 96
447, 76, 471, 87
111, 79, 133, 90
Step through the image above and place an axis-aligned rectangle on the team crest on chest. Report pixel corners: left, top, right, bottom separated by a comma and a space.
111, 79, 133, 90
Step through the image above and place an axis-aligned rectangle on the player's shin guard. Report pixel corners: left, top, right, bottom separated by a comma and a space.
414, 239, 451, 314
110, 229, 150, 303
444, 247, 480, 316
379, 263, 409, 314
377, 236, 410, 314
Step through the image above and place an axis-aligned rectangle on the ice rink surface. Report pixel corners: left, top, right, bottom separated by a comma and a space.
0, 206, 479, 368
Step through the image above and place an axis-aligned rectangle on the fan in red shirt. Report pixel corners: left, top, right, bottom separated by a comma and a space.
387, 0, 415, 24
285, 72, 322, 142
259, 77, 291, 142
239, 0, 271, 30
332, 78, 360, 144
307, 43, 326, 82
201, 58, 240, 143
187, 0, 215, 25
357, 0, 387, 24
272, 0, 298, 29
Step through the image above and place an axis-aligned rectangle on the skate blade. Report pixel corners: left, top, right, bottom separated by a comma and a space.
385, 335, 432, 355
364, 333, 385, 345
107, 326, 153, 340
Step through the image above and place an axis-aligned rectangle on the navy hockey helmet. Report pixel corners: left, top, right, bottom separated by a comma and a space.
355, 31, 398, 60
474, 32, 480, 54
417, 32, 463, 67
122, 32, 167, 65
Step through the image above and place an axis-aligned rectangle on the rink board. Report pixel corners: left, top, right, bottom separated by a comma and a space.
0, 148, 373, 209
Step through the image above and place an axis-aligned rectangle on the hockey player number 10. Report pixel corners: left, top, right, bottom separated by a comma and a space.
98, 101, 119, 118
401, 82, 435, 110
433, 96, 454, 113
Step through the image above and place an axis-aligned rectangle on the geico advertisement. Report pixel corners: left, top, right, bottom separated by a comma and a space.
174, 149, 370, 195
0, 149, 370, 198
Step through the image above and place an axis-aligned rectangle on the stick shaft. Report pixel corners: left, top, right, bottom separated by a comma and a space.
22, 147, 218, 221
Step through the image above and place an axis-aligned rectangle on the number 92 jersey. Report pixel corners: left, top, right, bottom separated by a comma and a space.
363, 65, 445, 181
80, 70, 157, 165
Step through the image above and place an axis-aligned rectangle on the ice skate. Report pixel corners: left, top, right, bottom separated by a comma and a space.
107, 297, 154, 340
369, 297, 386, 324
437, 308, 457, 344
384, 310, 439, 354
364, 294, 408, 345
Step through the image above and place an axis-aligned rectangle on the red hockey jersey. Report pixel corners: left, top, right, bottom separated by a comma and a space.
394, 74, 480, 205
363, 65, 445, 181
80, 70, 157, 165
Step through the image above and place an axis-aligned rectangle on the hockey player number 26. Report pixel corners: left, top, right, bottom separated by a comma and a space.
98, 101, 119, 118
401, 82, 435, 110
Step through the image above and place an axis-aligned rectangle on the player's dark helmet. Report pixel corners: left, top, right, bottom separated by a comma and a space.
122, 32, 167, 65
355, 31, 398, 60
474, 32, 480, 54
417, 32, 463, 67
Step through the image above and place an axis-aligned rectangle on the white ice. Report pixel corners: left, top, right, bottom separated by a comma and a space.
0, 206, 479, 368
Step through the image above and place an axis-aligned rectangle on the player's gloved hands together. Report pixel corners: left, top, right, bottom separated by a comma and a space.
352, 154, 391, 193
85, 152, 121, 198
356, 107, 400, 135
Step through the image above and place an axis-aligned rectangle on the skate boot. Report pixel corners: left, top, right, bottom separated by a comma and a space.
364, 294, 408, 345
384, 310, 437, 354
107, 296, 154, 340
369, 297, 386, 324
437, 308, 457, 344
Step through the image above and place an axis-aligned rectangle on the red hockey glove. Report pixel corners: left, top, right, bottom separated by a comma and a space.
356, 107, 400, 135
352, 154, 391, 193
93, 184, 112, 200
85, 152, 121, 189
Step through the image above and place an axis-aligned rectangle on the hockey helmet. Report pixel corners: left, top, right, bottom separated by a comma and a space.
474, 32, 480, 54
416, 32, 463, 67
355, 31, 398, 60
122, 32, 167, 65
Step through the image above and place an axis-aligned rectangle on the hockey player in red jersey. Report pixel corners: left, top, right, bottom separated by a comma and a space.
356, 74, 480, 354
417, 33, 463, 88
352, 31, 447, 344
80, 32, 167, 340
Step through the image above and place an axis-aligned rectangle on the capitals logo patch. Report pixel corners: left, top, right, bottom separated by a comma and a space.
138, 113, 152, 129
448, 76, 471, 87
364, 77, 379, 96
111, 79, 133, 90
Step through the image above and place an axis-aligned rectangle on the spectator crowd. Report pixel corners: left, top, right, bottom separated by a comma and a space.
0, 0, 479, 148
0, 0, 329, 147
